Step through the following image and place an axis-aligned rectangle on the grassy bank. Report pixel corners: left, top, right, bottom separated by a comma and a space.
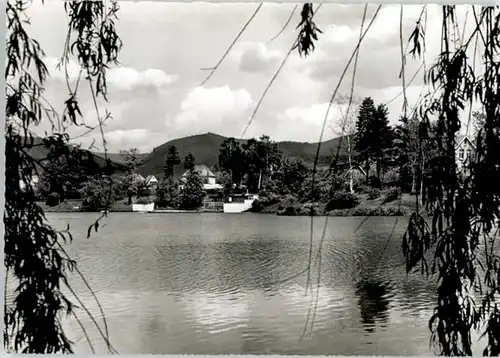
250, 190, 420, 217
37, 200, 133, 213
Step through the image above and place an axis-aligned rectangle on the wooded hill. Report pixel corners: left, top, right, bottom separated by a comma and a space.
132, 132, 351, 178
21, 136, 129, 174
23, 132, 351, 178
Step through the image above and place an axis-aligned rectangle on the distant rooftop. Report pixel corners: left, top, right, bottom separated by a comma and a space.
181, 164, 215, 178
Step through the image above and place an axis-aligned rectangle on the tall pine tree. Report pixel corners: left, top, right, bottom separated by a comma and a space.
164, 145, 180, 180
394, 115, 419, 192
218, 137, 243, 186
373, 104, 394, 180
355, 97, 377, 183
355, 98, 394, 184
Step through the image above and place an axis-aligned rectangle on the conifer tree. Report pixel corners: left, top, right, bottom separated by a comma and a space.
164, 145, 180, 180
354, 97, 377, 183
373, 104, 394, 180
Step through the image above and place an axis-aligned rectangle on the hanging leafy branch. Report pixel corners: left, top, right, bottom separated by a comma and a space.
294, 3, 323, 57
4, 0, 122, 353
287, 6, 500, 354
402, 5, 500, 356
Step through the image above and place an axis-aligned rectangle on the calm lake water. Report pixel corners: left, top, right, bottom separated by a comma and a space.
10, 213, 451, 354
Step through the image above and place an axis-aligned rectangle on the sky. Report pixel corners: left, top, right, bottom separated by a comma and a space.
23, 2, 472, 153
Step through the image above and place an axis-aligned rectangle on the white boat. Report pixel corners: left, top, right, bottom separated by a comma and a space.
223, 193, 259, 213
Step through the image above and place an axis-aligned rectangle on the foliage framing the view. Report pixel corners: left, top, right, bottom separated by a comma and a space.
293, 3, 500, 355
4, 2, 500, 355
401, 6, 500, 356
4, 0, 122, 353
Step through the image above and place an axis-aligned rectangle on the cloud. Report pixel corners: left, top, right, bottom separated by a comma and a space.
28, 2, 465, 153
170, 86, 253, 137
105, 129, 150, 148
106, 68, 178, 91
44, 56, 178, 91
275, 103, 345, 142
45, 57, 82, 82
304, 5, 431, 89
231, 42, 283, 73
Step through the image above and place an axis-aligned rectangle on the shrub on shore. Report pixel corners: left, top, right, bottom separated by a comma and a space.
326, 206, 409, 217
325, 191, 360, 211
367, 188, 381, 200
276, 202, 322, 216
383, 187, 401, 203
251, 194, 280, 212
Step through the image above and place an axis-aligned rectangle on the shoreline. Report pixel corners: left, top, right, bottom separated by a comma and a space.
37, 195, 420, 217
249, 192, 420, 217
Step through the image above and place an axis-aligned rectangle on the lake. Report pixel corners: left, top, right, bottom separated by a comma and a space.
12, 213, 443, 354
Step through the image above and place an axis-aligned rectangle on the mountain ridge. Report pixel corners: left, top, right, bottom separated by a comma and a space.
132, 132, 351, 178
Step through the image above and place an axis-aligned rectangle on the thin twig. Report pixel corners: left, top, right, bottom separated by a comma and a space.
465, 34, 479, 137
310, 5, 382, 205
71, 311, 96, 354
384, 62, 424, 107
56, 241, 112, 349
62, 278, 118, 354
303, 5, 377, 339
268, 4, 298, 43
305, 215, 315, 296
306, 216, 329, 338
376, 217, 400, 263
200, 3, 263, 87
329, 3, 368, 171
399, 5, 408, 118
241, 3, 324, 138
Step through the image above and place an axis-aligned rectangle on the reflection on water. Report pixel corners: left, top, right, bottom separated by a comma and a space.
355, 280, 390, 332
31, 213, 444, 355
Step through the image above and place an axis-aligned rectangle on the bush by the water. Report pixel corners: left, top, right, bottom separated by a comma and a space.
251, 194, 280, 212
45, 192, 60, 207
383, 187, 401, 203
277, 194, 299, 210
277, 202, 321, 216
368, 176, 382, 189
325, 191, 360, 211
328, 206, 409, 216
367, 188, 381, 200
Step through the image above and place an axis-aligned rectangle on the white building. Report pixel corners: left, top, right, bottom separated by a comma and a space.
145, 175, 159, 190
455, 135, 475, 172
180, 164, 223, 190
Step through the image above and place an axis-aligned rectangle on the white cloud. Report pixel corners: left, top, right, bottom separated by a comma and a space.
275, 103, 346, 142
231, 42, 283, 73
45, 56, 81, 82
29, 3, 473, 152
106, 129, 150, 145
106, 67, 178, 91
171, 86, 253, 136
44, 56, 178, 91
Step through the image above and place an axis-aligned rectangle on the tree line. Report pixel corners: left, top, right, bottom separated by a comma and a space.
215, 96, 442, 203
32, 95, 450, 211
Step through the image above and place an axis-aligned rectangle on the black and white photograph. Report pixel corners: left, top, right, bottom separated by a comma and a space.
3, 1, 500, 356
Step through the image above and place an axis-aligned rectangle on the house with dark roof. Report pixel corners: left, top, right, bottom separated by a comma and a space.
130, 173, 146, 184
180, 164, 223, 190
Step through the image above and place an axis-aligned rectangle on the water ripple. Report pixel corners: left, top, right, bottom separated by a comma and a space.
36, 212, 471, 355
